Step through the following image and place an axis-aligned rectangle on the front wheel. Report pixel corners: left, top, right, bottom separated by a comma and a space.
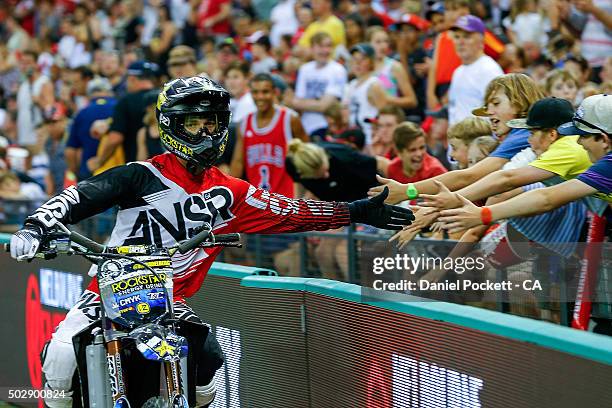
141, 397, 168, 408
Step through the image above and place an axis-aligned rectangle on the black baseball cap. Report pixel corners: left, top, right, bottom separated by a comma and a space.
350, 43, 375, 59
126, 61, 160, 78
506, 98, 574, 130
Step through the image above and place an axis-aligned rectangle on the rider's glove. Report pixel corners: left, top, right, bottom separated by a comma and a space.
348, 187, 415, 230
10, 222, 44, 261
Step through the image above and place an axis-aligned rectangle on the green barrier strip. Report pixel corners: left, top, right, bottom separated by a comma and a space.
0, 233, 11, 244
208, 262, 275, 279
239, 274, 612, 366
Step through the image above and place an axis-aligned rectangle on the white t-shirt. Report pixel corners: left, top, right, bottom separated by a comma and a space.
295, 60, 347, 135
57, 35, 92, 68
270, 0, 298, 47
251, 57, 278, 75
17, 75, 50, 146
502, 147, 537, 170
581, 0, 612, 67
502, 13, 550, 47
230, 92, 257, 124
448, 55, 503, 125
343, 76, 381, 146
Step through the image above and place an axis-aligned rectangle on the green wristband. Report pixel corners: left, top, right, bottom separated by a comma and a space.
406, 183, 418, 200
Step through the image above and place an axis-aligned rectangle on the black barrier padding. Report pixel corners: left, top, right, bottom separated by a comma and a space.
304, 292, 612, 408
5, 248, 612, 408
0, 253, 92, 394
188, 274, 311, 407
238, 287, 310, 407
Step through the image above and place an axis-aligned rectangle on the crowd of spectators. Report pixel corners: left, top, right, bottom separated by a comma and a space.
0, 0, 611, 328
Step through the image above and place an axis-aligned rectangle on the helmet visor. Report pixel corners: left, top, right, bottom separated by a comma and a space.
182, 112, 219, 142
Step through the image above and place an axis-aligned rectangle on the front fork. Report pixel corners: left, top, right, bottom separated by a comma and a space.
164, 360, 187, 405
104, 323, 187, 408
105, 337, 129, 407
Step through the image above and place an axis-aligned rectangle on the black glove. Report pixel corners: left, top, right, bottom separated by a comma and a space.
348, 187, 415, 230
10, 222, 44, 261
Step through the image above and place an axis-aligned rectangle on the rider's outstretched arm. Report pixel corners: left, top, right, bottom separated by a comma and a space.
227, 177, 414, 234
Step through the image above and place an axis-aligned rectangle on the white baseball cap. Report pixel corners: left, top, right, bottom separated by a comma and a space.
557, 94, 612, 136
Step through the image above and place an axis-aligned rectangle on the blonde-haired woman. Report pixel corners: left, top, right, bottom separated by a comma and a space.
286, 137, 391, 282
286, 138, 389, 201
367, 26, 417, 109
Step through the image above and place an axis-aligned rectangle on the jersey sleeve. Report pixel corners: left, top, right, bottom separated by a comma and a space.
27, 163, 152, 229
226, 177, 351, 234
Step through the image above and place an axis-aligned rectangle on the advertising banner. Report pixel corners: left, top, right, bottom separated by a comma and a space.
2, 255, 612, 408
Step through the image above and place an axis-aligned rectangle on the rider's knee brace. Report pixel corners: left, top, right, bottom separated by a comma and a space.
41, 340, 76, 408
195, 377, 216, 407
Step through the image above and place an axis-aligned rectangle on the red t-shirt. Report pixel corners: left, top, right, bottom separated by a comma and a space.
197, 0, 231, 35
387, 153, 447, 183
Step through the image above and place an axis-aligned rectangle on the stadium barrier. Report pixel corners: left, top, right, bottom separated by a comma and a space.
1, 238, 611, 408
1, 201, 607, 325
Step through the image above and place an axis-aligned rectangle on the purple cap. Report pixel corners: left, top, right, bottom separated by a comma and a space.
451, 15, 485, 34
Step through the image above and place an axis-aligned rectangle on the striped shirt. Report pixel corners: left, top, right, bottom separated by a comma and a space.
509, 182, 586, 257
577, 152, 612, 203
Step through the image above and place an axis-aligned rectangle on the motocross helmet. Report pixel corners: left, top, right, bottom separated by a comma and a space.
156, 76, 231, 172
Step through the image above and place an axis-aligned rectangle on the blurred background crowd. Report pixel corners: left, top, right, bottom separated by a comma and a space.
0, 0, 611, 326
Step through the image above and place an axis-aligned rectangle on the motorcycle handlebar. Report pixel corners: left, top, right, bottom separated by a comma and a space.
69, 230, 106, 253
176, 229, 241, 254
3, 222, 241, 257
214, 233, 241, 244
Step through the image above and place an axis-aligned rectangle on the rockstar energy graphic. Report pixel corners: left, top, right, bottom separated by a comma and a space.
160, 131, 193, 157
111, 273, 167, 295
154, 340, 176, 357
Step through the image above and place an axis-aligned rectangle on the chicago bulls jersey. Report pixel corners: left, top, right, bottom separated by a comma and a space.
241, 105, 296, 197
28, 153, 350, 299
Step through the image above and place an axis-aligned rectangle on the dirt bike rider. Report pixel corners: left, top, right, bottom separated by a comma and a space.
10, 75, 414, 407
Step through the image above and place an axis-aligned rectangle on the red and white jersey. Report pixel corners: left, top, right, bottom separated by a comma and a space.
28, 153, 350, 299
241, 105, 296, 197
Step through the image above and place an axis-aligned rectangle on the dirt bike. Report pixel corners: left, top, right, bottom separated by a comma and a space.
5, 222, 241, 408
